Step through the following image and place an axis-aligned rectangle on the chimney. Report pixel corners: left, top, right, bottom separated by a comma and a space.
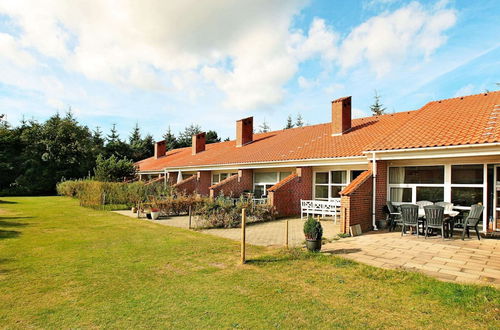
154, 140, 166, 159
332, 96, 351, 136
236, 117, 253, 147
192, 132, 206, 155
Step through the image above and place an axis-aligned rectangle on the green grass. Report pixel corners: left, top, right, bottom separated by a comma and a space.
0, 197, 498, 328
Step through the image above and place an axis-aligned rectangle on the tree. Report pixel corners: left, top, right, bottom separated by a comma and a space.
206, 130, 221, 144
284, 115, 294, 129
370, 90, 386, 116
177, 124, 202, 148
93, 154, 136, 182
258, 120, 270, 133
104, 124, 131, 159
295, 114, 304, 127
163, 126, 177, 151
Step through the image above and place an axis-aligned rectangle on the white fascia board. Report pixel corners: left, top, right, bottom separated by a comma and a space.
137, 156, 368, 173
364, 142, 500, 155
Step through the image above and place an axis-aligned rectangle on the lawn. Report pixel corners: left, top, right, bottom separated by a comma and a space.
0, 197, 498, 328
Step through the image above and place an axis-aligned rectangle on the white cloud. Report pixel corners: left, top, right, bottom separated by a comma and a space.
0, 0, 457, 113
339, 2, 456, 76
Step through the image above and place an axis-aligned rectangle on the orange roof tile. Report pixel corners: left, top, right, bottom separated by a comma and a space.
137, 111, 415, 171
267, 173, 298, 192
367, 91, 500, 151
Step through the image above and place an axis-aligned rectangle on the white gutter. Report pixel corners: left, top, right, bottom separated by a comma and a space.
372, 152, 378, 230
363, 142, 500, 154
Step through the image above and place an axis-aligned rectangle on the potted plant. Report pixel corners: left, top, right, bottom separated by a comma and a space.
304, 216, 323, 252
151, 207, 160, 220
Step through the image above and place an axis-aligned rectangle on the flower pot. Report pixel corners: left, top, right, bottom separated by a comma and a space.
306, 239, 322, 252
131, 207, 137, 213
376, 219, 388, 230
151, 211, 160, 220
146, 213, 152, 219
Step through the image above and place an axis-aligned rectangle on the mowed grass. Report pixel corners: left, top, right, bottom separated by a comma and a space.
0, 197, 498, 329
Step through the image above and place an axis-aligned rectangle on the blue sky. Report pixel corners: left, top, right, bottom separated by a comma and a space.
0, 0, 499, 141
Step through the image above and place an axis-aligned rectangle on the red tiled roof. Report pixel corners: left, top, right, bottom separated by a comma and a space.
339, 170, 372, 196
137, 111, 415, 171
367, 91, 500, 151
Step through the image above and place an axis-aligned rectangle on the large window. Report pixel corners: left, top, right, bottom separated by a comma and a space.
253, 171, 292, 198
314, 170, 347, 200
451, 164, 484, 207
389, 166, 444, 203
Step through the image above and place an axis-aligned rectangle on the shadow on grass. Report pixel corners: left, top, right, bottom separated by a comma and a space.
0, 230, 20, 240
0, 200, 17, 204
0, 217, 32, 227
0, 258, 14, 274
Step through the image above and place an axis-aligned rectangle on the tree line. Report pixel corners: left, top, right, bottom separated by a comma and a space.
0, 111, 224, 195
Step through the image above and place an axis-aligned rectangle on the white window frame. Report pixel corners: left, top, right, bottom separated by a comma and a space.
388, 165, 445, 204
313, 170, 357, 201
387, 162, 489, 231
253, 171, 292, 197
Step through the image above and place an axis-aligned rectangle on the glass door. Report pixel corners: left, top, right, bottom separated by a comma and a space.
495, 166, 500, 231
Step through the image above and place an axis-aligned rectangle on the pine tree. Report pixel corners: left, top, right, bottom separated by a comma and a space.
163, 126, 177, 151
129, 123, 141, 145
284, 115, 294, 129
258, 120, 270, 133
370, 90, 386, 116
295, 114, 304, 127
206, 130, 221, 144
177, 124, 202, 147
107, 124, 120, 143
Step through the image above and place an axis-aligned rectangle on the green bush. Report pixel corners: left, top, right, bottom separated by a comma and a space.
195, 196, 276, 229
303, 216, 323, 240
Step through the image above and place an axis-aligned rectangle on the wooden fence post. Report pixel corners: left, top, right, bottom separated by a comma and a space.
188, 205, 192, 229
285, 220, 289, 249
241, 208, 246, 264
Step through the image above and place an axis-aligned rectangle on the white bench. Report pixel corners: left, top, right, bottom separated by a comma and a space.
301, 199, 341, 222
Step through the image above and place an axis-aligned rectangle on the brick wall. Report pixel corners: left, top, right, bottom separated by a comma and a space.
267, 166, 312, 217
339, 170, 373, 233
172, 175, 196, 195
195, 171, 212, 196
209, 169, 253, 198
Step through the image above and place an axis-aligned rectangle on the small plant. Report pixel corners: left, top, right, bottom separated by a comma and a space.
303, 216, 323, 240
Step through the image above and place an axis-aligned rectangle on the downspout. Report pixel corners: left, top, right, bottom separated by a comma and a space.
372, 152, 378, 230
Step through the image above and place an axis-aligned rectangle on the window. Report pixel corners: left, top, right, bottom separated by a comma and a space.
451, 187, 483, 207
390, 187, 412, 203
389, 166, 444, 184
451, 165, 483, 184
314, 170, 347, 200
253, 171, 295, 197
388, 166, 444, 204
182, 173, 194, 180
351, 170, 364, 181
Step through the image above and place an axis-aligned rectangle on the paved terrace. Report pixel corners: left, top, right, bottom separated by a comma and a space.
113, 211, 340, 247
323, 231, 500, 287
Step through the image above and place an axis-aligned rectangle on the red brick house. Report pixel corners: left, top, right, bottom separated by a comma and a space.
136, 91, 500, 234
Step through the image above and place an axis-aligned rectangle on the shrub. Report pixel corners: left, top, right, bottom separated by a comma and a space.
94, 154, 136, 182
57, 179, 173, 209
195, 196, 276, 229
303, 216, 323, 240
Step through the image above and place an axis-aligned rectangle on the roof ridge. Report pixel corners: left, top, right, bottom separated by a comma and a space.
427, 90, 500, 104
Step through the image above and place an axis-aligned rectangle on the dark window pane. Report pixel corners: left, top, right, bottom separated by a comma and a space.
390, 188, 412, 203
315, 172, 328, 184
451, 165, 483, 184
416, 187, 444, 203
220, 173, 228, 181
330, 185, 343, 198
404, 166, 444, 184
451, 187, 483, 207
351, 170, 364, 181
279, 172, 292, 181
315, 185, 328, 199
254, 185, 265, 198
212, 174, 219, 183
330, 171, 347, 184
